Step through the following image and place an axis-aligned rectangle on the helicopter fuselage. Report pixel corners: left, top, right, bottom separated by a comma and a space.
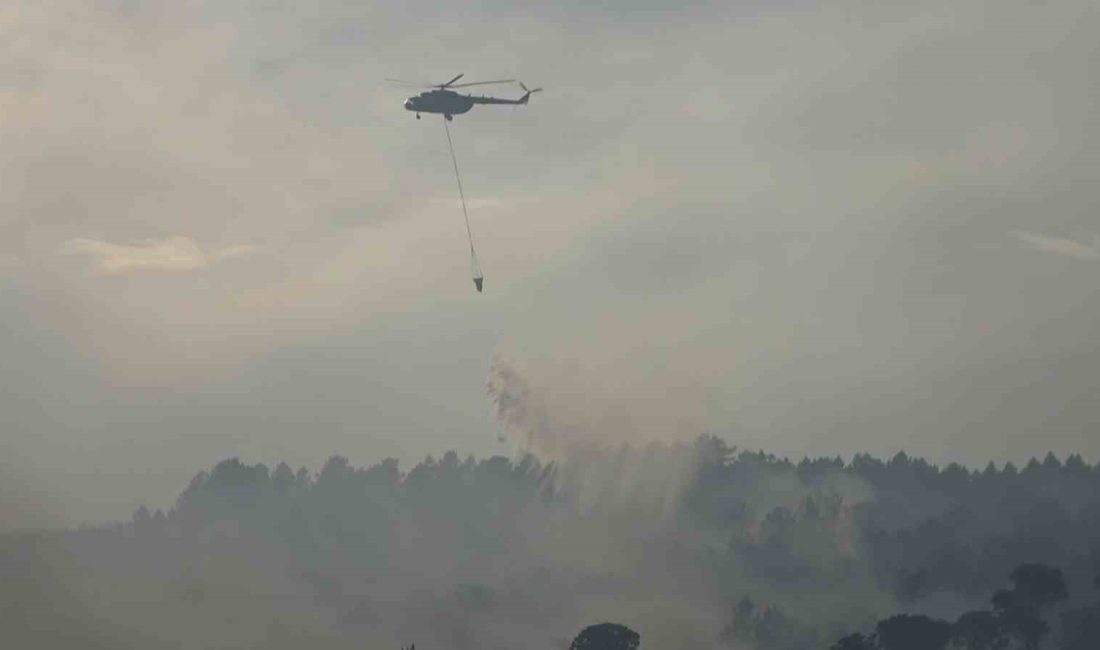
403, 89, 530, 119
404, 90, 474, 117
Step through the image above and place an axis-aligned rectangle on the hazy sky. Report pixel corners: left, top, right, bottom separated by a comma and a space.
2, 0, 1099, 528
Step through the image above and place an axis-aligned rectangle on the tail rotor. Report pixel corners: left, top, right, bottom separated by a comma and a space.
518, 82, 543, 103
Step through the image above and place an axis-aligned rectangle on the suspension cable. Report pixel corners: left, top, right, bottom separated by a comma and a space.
442, 117, 477, 257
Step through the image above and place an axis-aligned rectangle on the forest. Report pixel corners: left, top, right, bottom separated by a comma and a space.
3, 436, 1098, 649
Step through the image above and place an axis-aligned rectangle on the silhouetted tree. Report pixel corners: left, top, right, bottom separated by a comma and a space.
132, 504, 151, 525
991, 564, 1066, 650
999, 564, 1068, 610
570, 623, 641, 650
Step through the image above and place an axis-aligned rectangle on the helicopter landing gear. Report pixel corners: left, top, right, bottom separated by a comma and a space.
445, 114, 453, 121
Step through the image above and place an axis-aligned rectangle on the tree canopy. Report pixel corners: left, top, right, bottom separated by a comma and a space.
569, 623, 641, 650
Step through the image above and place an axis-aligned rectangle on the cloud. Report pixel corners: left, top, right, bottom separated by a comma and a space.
60, 236, 258, 274
211, 243, 260, 262
1011, 231, 1099, 260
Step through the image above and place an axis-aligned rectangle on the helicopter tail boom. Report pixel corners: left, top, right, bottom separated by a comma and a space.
466, 82, 542, 106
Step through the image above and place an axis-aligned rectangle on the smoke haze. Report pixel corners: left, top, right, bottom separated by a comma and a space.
5, 432, 1099, 649
3, 1, 1100, 647
3, 0, 1099, 528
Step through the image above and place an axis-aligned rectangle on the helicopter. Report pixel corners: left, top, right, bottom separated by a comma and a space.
388, 74, 542, 120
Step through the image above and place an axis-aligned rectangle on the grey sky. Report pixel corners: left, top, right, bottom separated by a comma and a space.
2, 0, 1099, 528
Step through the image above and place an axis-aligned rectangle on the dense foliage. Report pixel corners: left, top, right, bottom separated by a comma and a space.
2, 436, 1098, 649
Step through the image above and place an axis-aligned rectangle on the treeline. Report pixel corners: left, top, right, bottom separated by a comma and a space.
3, 436, 1099, 649
152, 438, 1100, 647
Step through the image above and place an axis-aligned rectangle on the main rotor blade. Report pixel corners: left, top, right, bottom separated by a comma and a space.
450, 79, 516, 88
441, 73, 465, 88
